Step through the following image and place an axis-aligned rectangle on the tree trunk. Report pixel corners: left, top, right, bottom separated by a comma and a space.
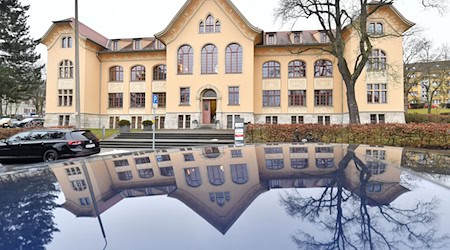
346, 83, 361, 124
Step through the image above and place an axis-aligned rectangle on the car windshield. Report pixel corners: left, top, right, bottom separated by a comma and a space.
0, 143, 449, 250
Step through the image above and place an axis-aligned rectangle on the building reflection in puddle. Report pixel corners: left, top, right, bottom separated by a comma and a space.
50, 143, 449, 249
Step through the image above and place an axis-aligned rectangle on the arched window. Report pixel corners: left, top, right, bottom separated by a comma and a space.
153, 65, 167, 81
178, 45, 193, 74
201, 44, 218, 74
199, 21, 205, 33
131, 65, 146, 81
226, 43, 242, 73
262, 61, 280, 79
109, 66, 123, 82
215, 20, 221, 32
368, 49, 386, 71
59, 60, 73, 79
288, 60, 306, 78
314, 60, 333, 77
205, 15, 214, 33
231, 164, 248, 184
184, 167, 202, 187
207, 166, 225, 185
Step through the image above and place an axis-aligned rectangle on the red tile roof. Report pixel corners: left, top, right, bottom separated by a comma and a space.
54, 18, 109, 48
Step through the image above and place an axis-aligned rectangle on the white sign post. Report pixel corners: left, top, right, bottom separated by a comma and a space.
152, 94, 158, 151
234, 118, 245, 147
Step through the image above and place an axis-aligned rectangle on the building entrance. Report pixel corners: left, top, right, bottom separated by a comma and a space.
202, 89, 217, 124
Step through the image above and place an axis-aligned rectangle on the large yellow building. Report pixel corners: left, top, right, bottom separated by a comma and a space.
41, 0, 413, 129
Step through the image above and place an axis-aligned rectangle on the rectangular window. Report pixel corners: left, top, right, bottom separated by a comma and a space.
227, 115, 233, 129
178, 115, 184, 129
370, 114, 377, 124
371, 114, 386, 124
320, 32, 329, 42
180, 87, 190, 105
291, 116, 304, 124
109, 93, 123, 108
314, 90, 333, 106
263, 90, 280, 107
58, 89, 73, 106
154, 93, 166, 108
267, 34, 275, 44
265, 116, 278, 124
113, 159, 129, 167
130, 93, 145, 108
291, 158, 308, 169
265, 147, 283, 154
289, 90, 306, 106
79, 197, 91, 206
135, 157, 151, 164
231, 149, 243, 158
316, 147, 334, 153
58, 115, 64, 126
229, 86, 239, 105
185, 115, 191, 129
159, 167, 174, 176
290, 147, 308, 153
134, 39, 141, 50
293, 32, 301, 43
65, 167, 81, 176
184, 153, 195, 161
318, 116, 331, 125
111, 40, 119, 51
379, 114, 385, 124
156, 154, 171, 162
367, 84, 387, 103
266, 159, 284, 170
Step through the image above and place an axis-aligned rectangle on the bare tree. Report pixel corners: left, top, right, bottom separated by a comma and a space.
276, 0, 446, 123
276, 1, 404, 124
403, 30, 426, 112
281, 145, 450, 249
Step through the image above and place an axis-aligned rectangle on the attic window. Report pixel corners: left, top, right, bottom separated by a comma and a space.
111, 40, 119, 51
154, 39, 165, 50
293, 33, 301, 44
320, 32, 329, 43
267, 34, 276, 45
62, 36, 72, 48
368, 22, 383, 35
134, 39, 141, 50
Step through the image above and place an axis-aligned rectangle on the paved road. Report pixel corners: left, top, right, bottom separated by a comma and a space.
0, 147, 143, 174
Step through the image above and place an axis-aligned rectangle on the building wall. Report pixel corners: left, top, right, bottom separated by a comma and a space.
42, 0, 411, 128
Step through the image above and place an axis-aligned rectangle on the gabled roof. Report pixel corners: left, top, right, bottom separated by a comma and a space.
41, 18, 109, 48
368, 2, 415, 30
155, 0, 263, 44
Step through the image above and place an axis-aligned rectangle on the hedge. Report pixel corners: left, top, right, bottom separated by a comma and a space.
0, 126, 75, 140
245, 123, 450, 149
405, 113, 450, 123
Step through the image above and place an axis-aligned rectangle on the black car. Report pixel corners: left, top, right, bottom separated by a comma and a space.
14, 117, 45, 128
0, 129, 100, 162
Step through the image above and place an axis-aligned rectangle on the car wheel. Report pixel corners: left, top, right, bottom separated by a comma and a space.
43, 149, 58, 162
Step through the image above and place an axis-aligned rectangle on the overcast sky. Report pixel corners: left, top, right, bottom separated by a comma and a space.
20, 0, 450, 62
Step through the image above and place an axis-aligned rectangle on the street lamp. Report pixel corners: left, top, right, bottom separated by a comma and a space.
74, 0, 81, 128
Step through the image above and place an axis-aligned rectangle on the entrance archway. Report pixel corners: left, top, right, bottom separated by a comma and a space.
202, 89, 217, 124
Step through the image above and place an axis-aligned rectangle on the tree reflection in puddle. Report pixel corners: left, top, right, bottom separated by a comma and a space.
281, 145, 450, 250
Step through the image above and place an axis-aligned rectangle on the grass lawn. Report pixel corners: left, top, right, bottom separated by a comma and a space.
88, 128, 147, 140
407, 108, 450, 115
88, 128, 118, 140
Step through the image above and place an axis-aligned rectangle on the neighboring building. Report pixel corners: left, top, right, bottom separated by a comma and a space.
51, 144, 407, 233
406, 60, 450, 106
1, 99, 37, 117
41, 0, 413, 129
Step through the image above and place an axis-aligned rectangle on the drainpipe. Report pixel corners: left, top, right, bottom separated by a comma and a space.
97, 52, 102, 129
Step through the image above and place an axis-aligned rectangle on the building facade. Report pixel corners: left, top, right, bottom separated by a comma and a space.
406, 60, 450, 107
41, 0, 413, 129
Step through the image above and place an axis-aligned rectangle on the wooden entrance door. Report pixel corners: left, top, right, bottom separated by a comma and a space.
203, 100, 211, 124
